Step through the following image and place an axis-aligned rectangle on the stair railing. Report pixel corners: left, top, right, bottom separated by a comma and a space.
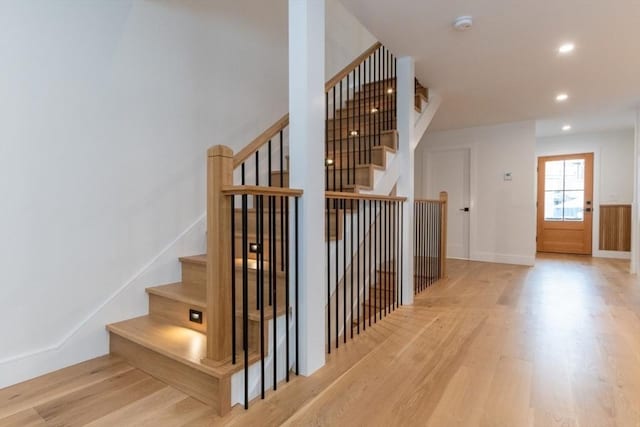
324, 192, 406, 352
233, 114, 289, 188
206, 143, 302, 410
414, 191, 448, 294
325, 42, 397, 191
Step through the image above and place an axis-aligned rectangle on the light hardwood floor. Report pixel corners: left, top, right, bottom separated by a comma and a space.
2, 254, 639, 426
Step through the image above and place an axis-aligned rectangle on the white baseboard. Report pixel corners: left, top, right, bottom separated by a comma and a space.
593, 250, 631, 260
471, 251, 535, 266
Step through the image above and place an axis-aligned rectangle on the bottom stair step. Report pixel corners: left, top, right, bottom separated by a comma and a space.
107, 315, 259, 416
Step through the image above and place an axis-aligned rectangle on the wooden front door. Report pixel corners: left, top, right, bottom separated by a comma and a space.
537, 153, 594, 254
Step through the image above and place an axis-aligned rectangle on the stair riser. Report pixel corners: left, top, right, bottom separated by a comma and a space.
109, 333, 231, 416
326, 132, 397, 151
328, 149, 386, 169
361, 78, 396, 91
326, 115, 396, 130
345, 94, 395, 110
327, 122, 396, 140
325, 167, 373, 188
181, 262, 206, 288
334, 103, 394, 119
233, 212, 287, 239
148, 294, 206, 334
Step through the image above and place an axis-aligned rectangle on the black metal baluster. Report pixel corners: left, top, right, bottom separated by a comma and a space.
326, 198, 331, 354
367, 56, 372, 163
394, 57, 397, 129
390, 200, 394, 311
356, 198, 360, 334
259, 195, 265, 398
343, 199, 347, 344
242, 163, 246, 185
336, 86, 344, 191
231, 197, 236, 365
241, 194, 249, 409
294, 197, 300, 375
366, 199, 371, 328
377, 47, 381, 147
256, 151, 259, 186
339, 81, 343, 192
268, 139, 272, 187
350, 198, 354, 340
325, 92, 329, 191
272, 196, 277, 391
285, 196, 290, 382
280, 134, 285, 273
358, 64, 362, 166
346, 73, 350, 187
373, 199, 377, 323
384, 199, 388, 317
335, 200, 339, 348
400, 202, 404, 305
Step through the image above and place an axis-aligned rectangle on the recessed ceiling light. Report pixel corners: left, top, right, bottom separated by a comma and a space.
556, 93, 569, 102
558, 43, 575, 54
562, 124, 572, 131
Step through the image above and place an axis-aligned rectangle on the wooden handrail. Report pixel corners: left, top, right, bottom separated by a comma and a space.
415, 198, 443, 204
325, 42, 382, 92
233, 114, 289, 168
325, 191, 406, 202
222, 185, 303, 197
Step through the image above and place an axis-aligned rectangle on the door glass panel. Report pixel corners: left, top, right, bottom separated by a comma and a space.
544, 161, 564, 191
543, 158, 585, 222
544, 191, 564, 220
564, 160, 585, 190
564, 191, 584, 221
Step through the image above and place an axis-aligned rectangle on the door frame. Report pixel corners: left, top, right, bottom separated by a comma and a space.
536, 152, 595, 255
424, 145, 476, 260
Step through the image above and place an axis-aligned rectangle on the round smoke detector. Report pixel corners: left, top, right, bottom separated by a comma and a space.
453, 16, 473, 31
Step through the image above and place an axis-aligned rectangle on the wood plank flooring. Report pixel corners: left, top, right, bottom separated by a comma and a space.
1, 254, 639, 426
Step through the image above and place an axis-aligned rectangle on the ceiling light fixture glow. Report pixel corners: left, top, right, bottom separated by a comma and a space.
562, 124, 572, 131
556, 93, 569, 102
558, 43, 575, 54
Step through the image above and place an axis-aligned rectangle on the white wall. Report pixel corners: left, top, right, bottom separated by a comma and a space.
0, 0, 375, 387
416, 121, 537, 266
537, 128, 635, 258
325, 0, 376, 79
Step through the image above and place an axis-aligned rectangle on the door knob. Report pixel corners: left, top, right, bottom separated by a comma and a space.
459, 207, 470, 212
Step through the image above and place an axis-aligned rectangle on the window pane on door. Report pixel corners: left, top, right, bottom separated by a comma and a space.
544, 191, 564, 220
564, 191, 584, 221
544, 161, 564, 191
564, 160, 585, 191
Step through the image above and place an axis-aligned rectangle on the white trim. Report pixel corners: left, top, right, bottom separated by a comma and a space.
471, 251, 536, 266
593, 250, 631, 260
0, 213, 206, 366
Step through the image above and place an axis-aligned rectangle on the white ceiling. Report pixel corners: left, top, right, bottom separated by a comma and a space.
340, 0, 640, 132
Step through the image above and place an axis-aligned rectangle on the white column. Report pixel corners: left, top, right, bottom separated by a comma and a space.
396, 57, 415, 304
288, 0, 326, 375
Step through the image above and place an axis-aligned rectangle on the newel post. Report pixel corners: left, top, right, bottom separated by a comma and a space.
204, 145, 234, 363
439, 191, 448, 278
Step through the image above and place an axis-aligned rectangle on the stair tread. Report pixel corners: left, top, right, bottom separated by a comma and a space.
146, 282, 205, 307
107, 315, 259, 378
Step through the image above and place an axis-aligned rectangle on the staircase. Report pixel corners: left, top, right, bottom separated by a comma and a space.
105, 41, 433, 416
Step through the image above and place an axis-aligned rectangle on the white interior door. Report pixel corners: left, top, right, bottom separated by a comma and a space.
427, 148, 470, 259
